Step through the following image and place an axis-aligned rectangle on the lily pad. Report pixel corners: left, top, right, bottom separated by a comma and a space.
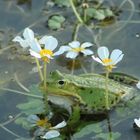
48, 15, 65, 30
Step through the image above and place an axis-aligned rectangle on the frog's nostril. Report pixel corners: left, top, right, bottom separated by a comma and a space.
58, 80, 65, 85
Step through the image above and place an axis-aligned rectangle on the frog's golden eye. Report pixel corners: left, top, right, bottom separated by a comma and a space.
58, 80, 65, 85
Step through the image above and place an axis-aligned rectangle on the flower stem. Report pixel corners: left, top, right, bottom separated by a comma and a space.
43, 62, 50, 114
44, 62, 47, 90
35, 58, 43, 81
69, 0, 84, 24
83, 9, 87, 22
71, 59, 75, 74
73, 23, 81, 41
105, 70, 109, 110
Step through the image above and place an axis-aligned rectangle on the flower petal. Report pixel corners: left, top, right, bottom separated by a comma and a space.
92, 55, 103, 64
29, 49, 41, 58
81, 42, 93, 48
66, 51, 78, 59
29, 39, 41, 52
113, 54, 124, 65
97, 46, 109, 60
69, 41, 80, 48
134, 118, 140, 128
39, 36, 58, 51
81, 49, 93, 56
53, 46, 71, 56
136, 81, 140, 89
110, 49, 123, 64
42, 130, 60, 139
27, 115, 40, 124
52, 121, 67, 129
23, 28, 34, 40
12, 36, 29, 48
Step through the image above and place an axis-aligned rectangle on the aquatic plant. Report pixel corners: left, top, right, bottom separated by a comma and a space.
27, 114, 66, 139
134, 118, 140, 128
92, 46, 124, 110
13, 28, 34, 49
1, 0, 140, 139
55, 41, 93, 59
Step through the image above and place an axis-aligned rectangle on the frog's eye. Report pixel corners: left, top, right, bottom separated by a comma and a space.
58, 80, 65, 85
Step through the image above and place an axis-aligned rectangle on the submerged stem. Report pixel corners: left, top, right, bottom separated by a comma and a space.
105, 70, 109, 110
0, 124, 21, 138
35, 58, 43, 81
69, 0, 84, 24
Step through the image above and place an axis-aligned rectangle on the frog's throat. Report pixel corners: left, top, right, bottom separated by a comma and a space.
47, 87, 85, 105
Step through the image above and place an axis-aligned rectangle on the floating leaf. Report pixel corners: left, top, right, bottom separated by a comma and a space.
53, 0, 70, 7
48, 15, 65, 30
73, 123, 102, 139
86, 8, 114, 20
16, 98, 45, 115
15, 138, 32, 140
15, 117, 31, 129
94, 132, 121, 140
28, 84, 43, 96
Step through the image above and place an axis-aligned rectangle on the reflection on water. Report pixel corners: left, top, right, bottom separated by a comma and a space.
0, 0, 140, 140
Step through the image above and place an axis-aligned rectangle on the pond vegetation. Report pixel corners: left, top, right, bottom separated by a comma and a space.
0, 0, 140, 140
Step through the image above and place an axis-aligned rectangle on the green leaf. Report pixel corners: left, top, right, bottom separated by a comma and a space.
54, 0, 70, 7
86, 8, 97, 18
15, 138, 32, 140
73, 123, 102, 139
15, 117, 31, 129
94, 132, 121, 140
104, 9, 114, 17
86, 8, 114, 20
28, 84, 43, 96
16, 98, 45, 115
48, 15, 65, 30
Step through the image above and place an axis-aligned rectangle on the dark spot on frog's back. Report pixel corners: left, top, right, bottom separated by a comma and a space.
115, 96, 119, 101
80, 87, 85, 90
111, 100, 114, 104
89, 90, 93, 94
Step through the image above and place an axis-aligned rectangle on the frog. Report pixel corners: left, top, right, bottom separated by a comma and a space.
45, 70, 139, 114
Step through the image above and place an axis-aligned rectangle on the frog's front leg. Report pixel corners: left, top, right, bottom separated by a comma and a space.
67, 105, 81, 127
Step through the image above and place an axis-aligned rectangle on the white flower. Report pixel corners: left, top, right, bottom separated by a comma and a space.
29, 36, 58, 62
92, 46, 124, 71
134, 118, 140, 128
51, 121, 67, 129
136, 81, 140, 89
27, 114, 48, 127
42, 121, 67, 139
42, 130, 60, 139
12, 28, 34, 48
55, 41, 93, 59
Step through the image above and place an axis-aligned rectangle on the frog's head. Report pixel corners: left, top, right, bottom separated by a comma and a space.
46, 70, 77, 94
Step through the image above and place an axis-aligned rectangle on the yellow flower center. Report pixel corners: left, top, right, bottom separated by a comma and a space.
102, 58, 112, 64
39, 49, 53, 62
36, 118, 48, 127
72, 47, 85, 53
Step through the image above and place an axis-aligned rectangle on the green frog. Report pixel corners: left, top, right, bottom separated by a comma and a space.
46, 70, 139, 114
